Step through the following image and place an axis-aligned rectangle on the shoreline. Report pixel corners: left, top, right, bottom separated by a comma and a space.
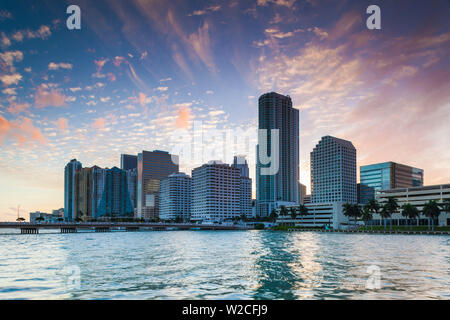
281, 228, 450, 235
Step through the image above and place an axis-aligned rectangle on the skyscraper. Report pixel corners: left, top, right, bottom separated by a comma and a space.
95, 167, 134, 218
232, 156, 252, 218
256, 92, 299, 216
359, 162, 424, 204
159, 172, 192, 222
126, 168, 137, 215
311, 136, 357, 204
120, 154, 138, 171
191, 161, 240, 221
137, 150, 179, 220
74, 167, 93, 220
64, 159, 82, 221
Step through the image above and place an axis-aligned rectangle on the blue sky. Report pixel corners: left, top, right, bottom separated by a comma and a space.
1, 0, 450, 220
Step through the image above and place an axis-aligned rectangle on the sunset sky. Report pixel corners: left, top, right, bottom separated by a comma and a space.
0, 0, 449, 221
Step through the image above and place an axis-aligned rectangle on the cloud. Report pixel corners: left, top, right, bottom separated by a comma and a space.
7, 101, 30, 114
0, 51, 23, 71
175, 103, 193, 129
0, 116, 47, 145
34, 85, 66, 108
2, 88, 17, 96
257, 0, 296, 7
311, 27, 328, 40
0, 73, 22, 86
56, 118, 68, 131
48, 62, 73, 70
1, 32, 11, 46
0, 10, 12, 20
188, 5, 221, 16
5, 25, 52, 46
92, 118, 106, 129
156, 86, 168, 92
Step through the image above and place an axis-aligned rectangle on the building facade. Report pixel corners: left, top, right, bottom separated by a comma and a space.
232, 156, 252, 218
311, 136, 357, 204
359, 162, 424, 204
256, 92, 299, 217
374, 184, 450, 226
95, 167, 134, 218
120, 154, 138, 171
276, 202, 350, 229
159, 172, 192, 221
137, 150, 179, 220
191, 161, 240, 221
64, 159, 82, 221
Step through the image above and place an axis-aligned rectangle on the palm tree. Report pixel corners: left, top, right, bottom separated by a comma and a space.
423, 200, 441, 231
353, 205, 362, 227
16, 217, 25, 222
289, 207, 297, 221
361, 206, 373, 230
279, 205, 288, 218
440, 199, 450, 220
343, 203, 354, 228
269, 209, 278, 222
380, 205, 390, 231
366, 199, 380, 225
298, 204, 308, 226
383, 197, 399, 231
401, 203, 419, 231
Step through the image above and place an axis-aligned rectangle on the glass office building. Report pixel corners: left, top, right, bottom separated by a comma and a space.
64, 159, 82, 221
256, 92, 299, 217
359, 162, 424, 204
120, 154, 137, 171
137, 150, 179, 220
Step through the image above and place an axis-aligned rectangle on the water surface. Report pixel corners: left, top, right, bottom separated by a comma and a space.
0, 230, 448, 299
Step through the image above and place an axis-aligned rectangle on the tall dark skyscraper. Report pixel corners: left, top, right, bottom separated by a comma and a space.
64, 159, 82, 221
256, 92, 299, 217
137, 150, 179, 220
120, 154, 138, 171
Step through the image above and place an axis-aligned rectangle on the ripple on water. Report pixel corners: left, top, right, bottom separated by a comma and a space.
0, 231, 448, 299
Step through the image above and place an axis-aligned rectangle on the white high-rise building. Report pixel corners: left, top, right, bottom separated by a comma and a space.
159, 172, 192, 221
191, 161, 240, 222
310, 136, 357, 204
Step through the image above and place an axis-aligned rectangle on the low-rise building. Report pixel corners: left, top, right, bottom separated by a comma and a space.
374, 184, 450, 226
276, 202, 350, 229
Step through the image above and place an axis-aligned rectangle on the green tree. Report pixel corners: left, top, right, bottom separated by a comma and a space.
401, 203, 419, 231
423, 200, 441, 231
361, 205, 373, 230
289, 207, 297, 220
269, 209, 278, 222
343, 203, 354, 227
383, 197, 399, 231
298, 204, 308, 227
35, 216, 44, 222
279, 205, 288, 217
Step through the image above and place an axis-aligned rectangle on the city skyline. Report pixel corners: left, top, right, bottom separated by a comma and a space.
1, 0, 450, 221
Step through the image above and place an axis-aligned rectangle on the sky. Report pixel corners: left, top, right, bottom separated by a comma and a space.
0, 0, 449, 221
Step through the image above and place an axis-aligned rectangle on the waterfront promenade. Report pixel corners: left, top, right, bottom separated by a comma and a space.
0, 222, 251, 234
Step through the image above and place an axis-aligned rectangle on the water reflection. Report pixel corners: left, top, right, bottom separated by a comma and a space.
0, 231, 448, 299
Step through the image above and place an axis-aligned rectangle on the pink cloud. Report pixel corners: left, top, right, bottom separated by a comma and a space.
0, 116, 47, 145
56, 117, 68, 131
92, 118, 105, 129
175, 104, 192, 129
34, 85, 66, 108
7, 101, 30, 114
